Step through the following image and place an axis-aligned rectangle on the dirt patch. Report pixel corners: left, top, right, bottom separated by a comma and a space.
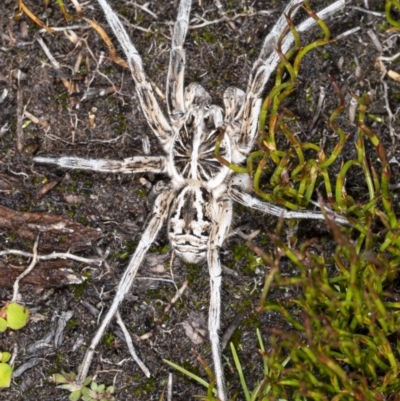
0, 0, 399, 400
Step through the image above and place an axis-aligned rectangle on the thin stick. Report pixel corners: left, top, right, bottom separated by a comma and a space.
163, 280, 188, 316
167, 373, 173, 401
128, 1, 158, 19
215, 0, 236, 30
378, 52, 400, 62
350, 6, 384, 17
69, 0, 82, 13
189, 10, 273, 30
116, 311, 151, 378
16, 71, 24, 153
36, 37, 70, 90
139, 279, 189, 341
0, 249, 108, 265
12, 236, 39, 302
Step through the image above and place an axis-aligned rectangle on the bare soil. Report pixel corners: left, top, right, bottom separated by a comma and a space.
0, 0, 399, 400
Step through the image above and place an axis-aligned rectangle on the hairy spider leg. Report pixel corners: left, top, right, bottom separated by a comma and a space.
232, 0, 303, 162
33, 156, 168, 174
76, 189, 175, 384
96, 0, 173, 150
235, 0, 346, 163
228, 174, 349, 226
207, 194, 233, 401
223, 87, 245, 125
167, 0, 191, 124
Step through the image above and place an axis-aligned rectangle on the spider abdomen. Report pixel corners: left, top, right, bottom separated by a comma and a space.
168, 185, 213, 263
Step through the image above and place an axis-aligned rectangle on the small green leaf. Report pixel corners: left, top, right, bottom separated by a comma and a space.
5, 303, 29, 330
0, 352, 11, 363
83, 376, 92, 386
53, 373, 68, 383
97, 383, 105, 393
81, 387, 89, 396
60, 383, 84, 392
86, 389, 97, 398
69, 389, 82, 401
0, 363, 13, 388
0, 318, 7, 332
68, 371, 77, 380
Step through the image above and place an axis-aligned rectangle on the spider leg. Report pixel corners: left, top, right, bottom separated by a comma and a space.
96, 0, 173, 150
223, 87, 245, 125
33, 155, 168, 174
234, 0, 346, 161
228, 174, 349, 225
251, 0, 304, 76
167, 0, 191, 123
76, 188, 175, 385
207, 195, 233, 401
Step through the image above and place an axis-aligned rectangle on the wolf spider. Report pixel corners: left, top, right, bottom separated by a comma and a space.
34, 0, 347, 399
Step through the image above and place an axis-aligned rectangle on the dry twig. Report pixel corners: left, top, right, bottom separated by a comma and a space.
12, 236, 39, 302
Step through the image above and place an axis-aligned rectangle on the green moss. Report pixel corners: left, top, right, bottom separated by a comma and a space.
119, 241, 138, 260
136, 188, 147, 198
233, 244, 247, 261
201, 31, 217, 44
55, 352, 63, 369
229, 327, 242, 351
305, 86, 313, 102
210, 78, 222, 87
150, 244, 170, 255
76, 215, 90, 226
232, 244, 263, 274
72, 271, 91, 299
133, 377, 156, 395
378, 21, 390, 32
67, 184, 77, 193
67, 317, 78, 330
179, 359, 200, 380
185, 263, 200, 284
320, 49, 331, 60
111, 112, 128, 135
103, 66, 115, 75
6, 233, 17, 242
103, 331, 115, 347
55, 92, 69, 109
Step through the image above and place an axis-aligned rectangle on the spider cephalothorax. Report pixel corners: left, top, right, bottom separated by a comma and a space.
34, 1, 347, 399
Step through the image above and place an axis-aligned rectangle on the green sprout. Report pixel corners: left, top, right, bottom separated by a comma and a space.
53, 370, 115, 401
81, 381, 115, 401
0, 302, 29, 332
53, 370, 93, 401
0, 351, 12, 389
